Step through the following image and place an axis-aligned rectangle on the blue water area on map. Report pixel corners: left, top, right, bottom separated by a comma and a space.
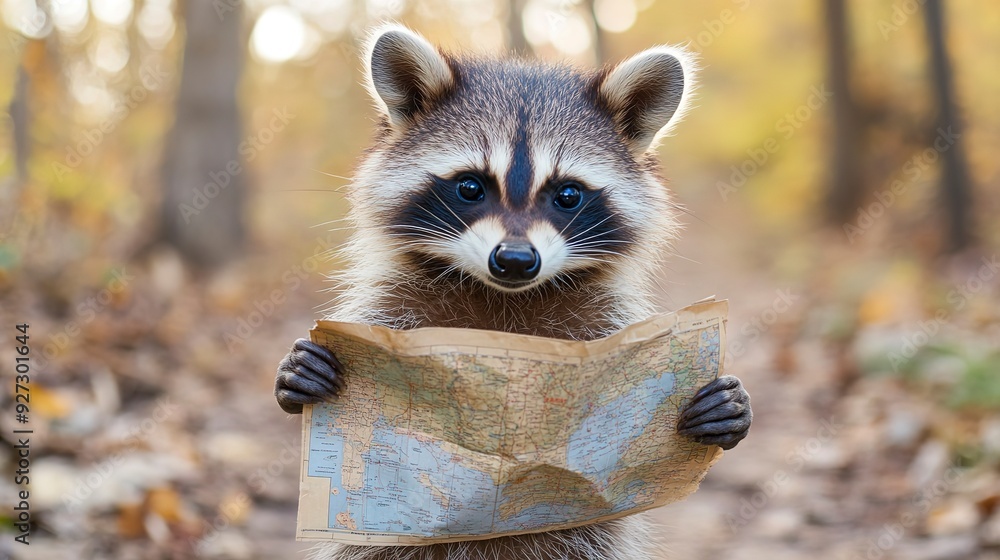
564, 373, 676, 494
309, 407, 497, 536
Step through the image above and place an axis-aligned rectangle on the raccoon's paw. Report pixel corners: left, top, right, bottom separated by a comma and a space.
677, 375, 751, 450
275, 339, 346, 414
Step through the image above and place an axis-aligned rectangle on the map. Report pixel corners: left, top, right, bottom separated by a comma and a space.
296, 299, 728, 545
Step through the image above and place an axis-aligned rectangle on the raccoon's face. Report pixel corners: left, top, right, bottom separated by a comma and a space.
352, 25, 695, 294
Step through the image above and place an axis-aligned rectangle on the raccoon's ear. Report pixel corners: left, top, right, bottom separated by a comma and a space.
597, 46, 697, 155
363, 24, 454, 129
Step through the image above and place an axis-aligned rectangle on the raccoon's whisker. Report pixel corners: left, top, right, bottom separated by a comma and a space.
565, 214, 618, 243
566, 238, 629, 249
383, 233, 454, 244
568, 248, 624, 257
567, 249, 621, 257
386, 224, 459, 241
565, 251, 622, 263
310, 217, 351, 228
407, 217, 464, 240
314, 227, 350, 236
565, 256, 617, 266
556, 196, 600, 239
310, 168, 353, 181
668, 199, 714, 228
386, 223, 452, 233
569, 234, 627, 242
566, 226, 625, 247
414, 203, 465, 238
427, 188, 486, 245
668, 252, 702, 265
408, 245, 456, 257
567, 245, 627, 255
279, 188, 347, 194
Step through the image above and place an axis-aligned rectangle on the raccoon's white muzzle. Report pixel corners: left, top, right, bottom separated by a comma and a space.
443, 218, 576, 293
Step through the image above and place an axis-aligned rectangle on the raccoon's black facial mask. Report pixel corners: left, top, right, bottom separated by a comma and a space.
389, 169, 632, 293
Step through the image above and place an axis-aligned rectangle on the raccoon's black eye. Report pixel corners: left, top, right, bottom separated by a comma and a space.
554, 183, 583, 210
456, 175, 485, 202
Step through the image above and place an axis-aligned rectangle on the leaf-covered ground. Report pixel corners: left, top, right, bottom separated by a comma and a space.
2, 222, 999, 560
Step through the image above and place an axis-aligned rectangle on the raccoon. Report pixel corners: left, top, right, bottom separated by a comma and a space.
275, 24, 752, 560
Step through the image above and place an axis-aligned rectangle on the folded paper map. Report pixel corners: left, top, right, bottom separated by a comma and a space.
296, 298, 728, 545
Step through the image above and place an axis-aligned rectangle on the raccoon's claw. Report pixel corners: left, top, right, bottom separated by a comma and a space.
275, 338, 346, 414
677, 375, 752, 450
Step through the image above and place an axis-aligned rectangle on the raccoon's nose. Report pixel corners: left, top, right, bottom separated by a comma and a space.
489, 243, 541, 282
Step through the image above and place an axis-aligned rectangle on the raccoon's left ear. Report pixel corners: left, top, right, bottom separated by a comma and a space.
597, 46, 697, 155
363, 24, 455, 130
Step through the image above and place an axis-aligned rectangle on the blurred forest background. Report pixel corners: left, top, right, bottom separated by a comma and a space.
0, 0, 998, 558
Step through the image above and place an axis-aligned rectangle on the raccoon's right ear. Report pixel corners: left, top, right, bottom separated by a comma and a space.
597, 46, 697, 155
363, 24, 455, 130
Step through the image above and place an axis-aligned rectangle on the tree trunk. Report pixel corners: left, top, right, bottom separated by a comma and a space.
923, 0, 974, 252
8, 66, 30, 186
587, 0, 606, 65
823, 0, 863, 225
158, 0, 246, 266
505, 0, 530, 56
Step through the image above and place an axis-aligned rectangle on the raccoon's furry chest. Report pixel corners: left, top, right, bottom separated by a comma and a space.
328, 241, 656, 339
374, 266, 627, 340
308, 515, 656, 560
